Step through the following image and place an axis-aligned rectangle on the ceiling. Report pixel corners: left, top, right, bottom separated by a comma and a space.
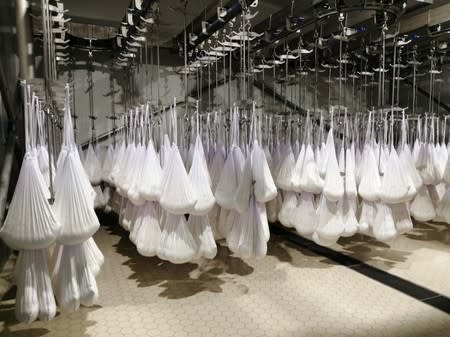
64, 0, 298, 47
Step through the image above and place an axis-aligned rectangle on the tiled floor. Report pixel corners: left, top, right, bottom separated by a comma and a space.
1, 221, 449, 337
335, 221, 450, 297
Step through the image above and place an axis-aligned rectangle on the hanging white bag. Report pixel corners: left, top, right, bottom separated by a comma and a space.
127, 143, 147, 206
341, 195, 358, 237
52, 244, 81, 313
278, 191, 297, 228
84, 237, 104, 276
379, 147, 411, 204
276, 143, 296, 191
0, 153, 61, 250
252, 140, 277, 203
189, 135, 215, 215
160, 143, 196, 214
358, 144, 381, 201
391, 203, 413, 234
31, 249, 56, 322
157, 213, 197, 264
292, 192, 316, 236
233, 154, 253, 213
215, 146, 244, 210
188, 214, 217, 259
345, 145, 357, 199
209, 144, 226, 193
373, 202, 397, 242
314, 195, 344, 246
53, 149, 100, 245
84, 143, 103, 185
139, 140, 163, 201
93, 185, 106, 209
230, 195, 267, 259
135, 202, 161, 257
102, 144, 115, 183
323, 129, 344, 202
15, 250, 39, 323
436, 186, 450, 223
410, 185, 436, 221
358, 199, 376, 234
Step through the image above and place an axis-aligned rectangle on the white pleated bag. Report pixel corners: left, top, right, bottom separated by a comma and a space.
157, 212, 197, 264
84, 143, 103, 185
189, 136, 215, 215
160, 144, 196, 215
292, 192, 316, 235
102, 144, 115, 183
215, 146, 244, 210
275, 143, 296, 191
373, 202, 397, 242
233, 155, 253, 213
436, 186, 450, 223
53, 149, 100, 245
379, 147, 411, 204
252, 140, 277, 203
134, 202, 161, 257
139, 140, 163, 201
358, 144, 381, 201
228, 195, 268, 259
278, 191, 297, 227
0, 152, 61, 250
209, 144, 226, 193
323, 130, 344, 202
187, 215, 217, 259
313, 195, 343, 247
410, 185, 436, 221
15, 250, 39, 323
391, 203, 413, 234
126, 143, 147, 206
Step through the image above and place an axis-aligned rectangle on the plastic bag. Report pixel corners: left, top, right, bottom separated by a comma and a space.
358, 145, 381, 202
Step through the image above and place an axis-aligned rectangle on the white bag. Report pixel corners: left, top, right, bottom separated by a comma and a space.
189, 136, 215, 215
358, 145, 381, 201
187, 214, 217, 259
252, 141, 277, 203
53, 150, 100, 245
278, 191, 297, 228
160, 145, 196, 215
292, 192, 316, 235
157, 212, 197, 264
84, 143, 103, 185
15, 251, 39, 323
373, 202, 397, 242
139, 140, 163, 201
410, 186, 436, 222
1, 152, 61, 250
135, 202, 162, 257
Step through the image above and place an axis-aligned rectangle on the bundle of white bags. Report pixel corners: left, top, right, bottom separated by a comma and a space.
105, 102, 278, 263
271, 108, 450, 247
0, 85, 103, 323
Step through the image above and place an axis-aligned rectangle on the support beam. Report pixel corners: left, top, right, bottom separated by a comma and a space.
16, 0, 34, 79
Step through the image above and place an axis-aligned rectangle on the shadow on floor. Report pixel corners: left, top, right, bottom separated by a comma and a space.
405, 221, 450, 245
336, 234, 410, 268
